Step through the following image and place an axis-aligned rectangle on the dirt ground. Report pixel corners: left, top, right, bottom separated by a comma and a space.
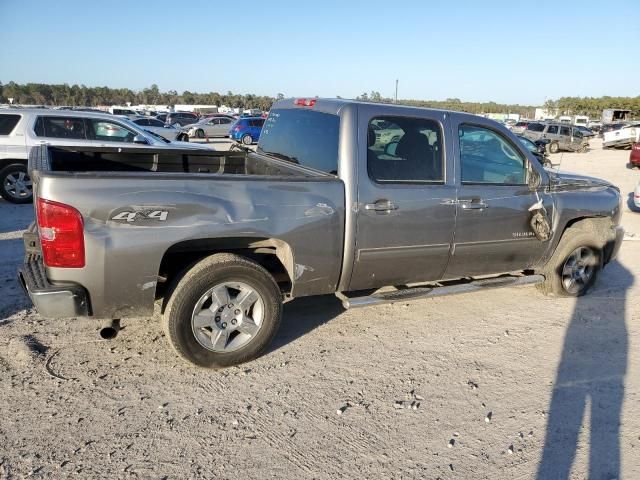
0, 138, 639, 479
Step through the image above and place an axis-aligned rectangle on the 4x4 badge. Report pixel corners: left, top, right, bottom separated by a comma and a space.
111, 210, 168, 223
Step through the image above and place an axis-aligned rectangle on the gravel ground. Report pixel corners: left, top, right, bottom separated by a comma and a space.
0, 138, 639, 479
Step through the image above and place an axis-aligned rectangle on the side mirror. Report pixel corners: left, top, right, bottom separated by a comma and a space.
133, 134, 148, 145
385, 141, 399, 156
528, 167, 542, 190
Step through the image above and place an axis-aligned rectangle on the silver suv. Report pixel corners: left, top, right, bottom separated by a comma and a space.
0, 108, 213, 203
523, 122, 588, 154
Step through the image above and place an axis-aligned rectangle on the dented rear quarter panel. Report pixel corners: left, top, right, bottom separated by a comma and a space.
37, 172, 345, 318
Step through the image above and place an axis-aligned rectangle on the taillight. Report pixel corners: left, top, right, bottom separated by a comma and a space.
36, 198, 85, 268
294, 98, 316, 107
633, 143, 640, 150
234, 125, 243, 131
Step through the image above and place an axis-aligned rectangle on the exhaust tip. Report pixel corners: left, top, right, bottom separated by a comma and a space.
99, 319, 121, 340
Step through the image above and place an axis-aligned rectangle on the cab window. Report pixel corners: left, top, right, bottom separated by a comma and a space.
459, 124, 527, 185
367, 116, 443, 183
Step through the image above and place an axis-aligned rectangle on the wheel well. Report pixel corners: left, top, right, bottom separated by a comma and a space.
558, 216, 615, 256
0, 158, 27, 170
156, 237, 294, 305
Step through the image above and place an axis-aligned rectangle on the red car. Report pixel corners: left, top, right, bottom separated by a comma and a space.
630, 143, 640, 168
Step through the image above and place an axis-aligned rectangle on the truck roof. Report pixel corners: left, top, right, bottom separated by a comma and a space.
273, 97, 475, 120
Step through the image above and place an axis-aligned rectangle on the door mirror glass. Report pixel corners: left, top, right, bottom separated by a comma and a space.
133, 134, 148, 144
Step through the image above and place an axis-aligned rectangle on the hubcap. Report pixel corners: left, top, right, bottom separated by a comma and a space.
191, 282, 264, 352
4, 171, 32, 199
561, 246, 596, 294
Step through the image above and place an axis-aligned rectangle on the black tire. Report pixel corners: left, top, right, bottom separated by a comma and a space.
178, 133, 189, 142
196, 129, 205, 139
241, 134, 253, 145
163, 253, 282, 368
0, 163, 32, 204
537, 227, 602, 297
548, 142, 559, 154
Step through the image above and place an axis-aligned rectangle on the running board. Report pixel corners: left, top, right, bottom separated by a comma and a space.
337, 274, 545, 309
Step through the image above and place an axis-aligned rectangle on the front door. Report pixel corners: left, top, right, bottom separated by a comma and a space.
348, 110, 457, 291
444, 117, 553, 279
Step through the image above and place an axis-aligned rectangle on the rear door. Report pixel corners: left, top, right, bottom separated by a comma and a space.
348, 106, 456, 291
30, 116, 93, 149
444, 115, 552, 278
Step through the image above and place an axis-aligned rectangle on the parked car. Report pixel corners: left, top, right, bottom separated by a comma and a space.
19, 98, 624, 369
511, 121, 532, 135
0, 109, 212, 203
575, 126, 595, 138
166, 112, 199, 127
108, 107, 139, 118
132, 117, 189, 142
603, 122, 640, 149
523, 122, 588, 153
516, 135, 551, 167
229, 117, 265, 145
155, 113, 168, 123
185, 116, 235, 138
629, 143, 640, 168
600, 122, 626, 138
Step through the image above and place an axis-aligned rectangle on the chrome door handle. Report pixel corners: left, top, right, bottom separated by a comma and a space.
440, 198, 458, 205
365, 200, 399, 212
460, 199, 488, 210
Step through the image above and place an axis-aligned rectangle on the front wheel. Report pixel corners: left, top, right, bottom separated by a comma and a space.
548, 142, 559, 154
537, 227, 602, 297
196, 129, 205, 139
0, 163, 32, 204
241, 134, 253, 145
163, 253, 282, 368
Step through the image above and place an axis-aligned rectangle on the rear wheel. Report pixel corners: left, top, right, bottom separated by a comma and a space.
538, 227, 602, 297
242, 134, 253, 145
0, 163, 32, 204
548, 142, 559, 154
196, 129, 205, 139
163, 253, 282, 368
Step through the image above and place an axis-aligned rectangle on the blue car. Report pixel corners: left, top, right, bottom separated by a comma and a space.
229, 117, 265, 145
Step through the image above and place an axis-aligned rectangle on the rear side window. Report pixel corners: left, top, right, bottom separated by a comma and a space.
560, 126, 571, 136
368, 116, 443, 183
259, 108, 340, 174
36, 117, 87, 139
459, 124, 527, 185
249, 119, 265, 127
0, 114, 21, 135
527, 123, 545, 132
546, 125, 559, 134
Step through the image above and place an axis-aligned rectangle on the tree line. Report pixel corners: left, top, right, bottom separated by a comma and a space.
1, 82, 638, 119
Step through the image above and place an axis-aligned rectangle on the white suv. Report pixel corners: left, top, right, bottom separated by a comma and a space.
0, 109, 213, 203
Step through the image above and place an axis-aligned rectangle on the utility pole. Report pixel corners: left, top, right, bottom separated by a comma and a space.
394, 79, 398, 104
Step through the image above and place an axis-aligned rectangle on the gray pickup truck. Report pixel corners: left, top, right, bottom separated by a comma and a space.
19, 98, 624, 368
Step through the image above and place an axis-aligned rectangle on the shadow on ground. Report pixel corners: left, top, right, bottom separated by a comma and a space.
537, 260, 632, 479
269, 294, 344, 352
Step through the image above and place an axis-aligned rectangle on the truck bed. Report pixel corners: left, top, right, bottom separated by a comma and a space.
28, 145, 345, 319
38, 145, 324, 177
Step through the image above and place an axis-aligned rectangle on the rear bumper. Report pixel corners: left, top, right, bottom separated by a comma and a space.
18, 255, 90, 319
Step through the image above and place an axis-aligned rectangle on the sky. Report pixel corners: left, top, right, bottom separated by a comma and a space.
1, 0, 639, 106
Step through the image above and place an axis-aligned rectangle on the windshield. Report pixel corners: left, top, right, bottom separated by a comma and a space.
258, 108, 340, 174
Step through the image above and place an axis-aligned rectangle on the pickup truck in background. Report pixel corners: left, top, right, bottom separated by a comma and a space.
19, 98, 624, 368
603, 122, 640, 149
